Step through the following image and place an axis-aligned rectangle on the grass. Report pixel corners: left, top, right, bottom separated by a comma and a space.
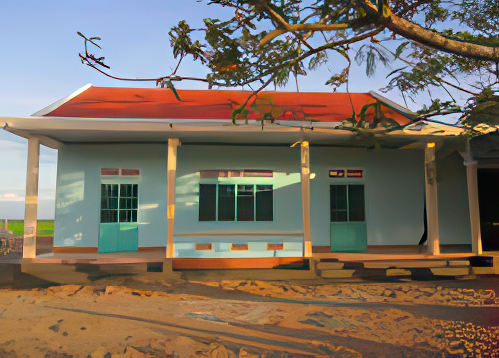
0, 220, 54, 237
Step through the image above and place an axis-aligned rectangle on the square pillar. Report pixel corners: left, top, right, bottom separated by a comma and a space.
425, 143, 440, 255
300, 141, 312, 257
464, 160, 482, 254
166, 138, 180, 259
23, 137, 40, 259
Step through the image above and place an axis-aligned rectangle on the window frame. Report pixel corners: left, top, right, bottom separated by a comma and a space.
330, 183, 366, 223
100, 174, 140, 224
199, 180, 274, 222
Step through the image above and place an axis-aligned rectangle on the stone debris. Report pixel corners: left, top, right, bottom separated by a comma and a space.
214, 280, 499, 307
49, 319, 64, 332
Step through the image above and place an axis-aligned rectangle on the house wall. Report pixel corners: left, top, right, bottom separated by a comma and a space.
53, 143, 471, 251
54, 143, 167, 249
175, 145, 303, 245
310, 147, 426, 246
437, 151, 472, 245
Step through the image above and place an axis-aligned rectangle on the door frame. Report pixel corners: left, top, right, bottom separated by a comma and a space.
328, 171, 368, 252
99, 176, 140, 253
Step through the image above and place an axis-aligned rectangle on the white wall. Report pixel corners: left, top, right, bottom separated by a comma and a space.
54, 143, 167, 248
175, 145, 303, 240
53, 143, 471, 249
437, 152, 472, 245
310, 147, 426, 246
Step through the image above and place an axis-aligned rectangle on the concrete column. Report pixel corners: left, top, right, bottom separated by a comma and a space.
23, 137, 40, 259
166, 138, 180, 259
300, 141, 312, 257
465, 160, 482, 254
425, 144, 440, 255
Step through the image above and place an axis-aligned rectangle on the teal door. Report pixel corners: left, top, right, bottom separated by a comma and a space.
99, 183, 139, 253
330, 184, 367, 252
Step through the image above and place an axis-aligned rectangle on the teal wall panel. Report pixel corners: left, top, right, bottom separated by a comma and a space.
118, 223, 139, 251
98, 223, 119, 253
330, 222, 368, 252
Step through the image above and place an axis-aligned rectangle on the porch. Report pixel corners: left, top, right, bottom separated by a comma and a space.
2, 87, 485, 267
17, 247, 498, 286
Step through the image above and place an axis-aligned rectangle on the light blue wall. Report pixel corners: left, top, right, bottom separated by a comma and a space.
175, 145, 303, 240
310, 147, 426, 246
54, 143, 167, 248
437, 152, 472, 245
54, 143, 471, 249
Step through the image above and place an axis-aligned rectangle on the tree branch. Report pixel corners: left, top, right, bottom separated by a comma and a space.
260, 5, 348, 46
81, 59, 213, 85
357, 0, 499, 62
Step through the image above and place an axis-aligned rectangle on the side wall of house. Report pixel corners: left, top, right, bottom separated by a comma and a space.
437, 151, 472, 245
53, 143, 471, 250
174, 145, 304, 253
53, 143, 167, 249
310, 147, 425, 247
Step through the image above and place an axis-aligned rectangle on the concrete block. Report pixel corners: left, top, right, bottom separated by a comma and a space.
320, 269, 355, 278
386, 268, 411, 276
448, 260, 470, 266
431, 267, 470, 276
21, 263, 89, 285
316, 261, 344, 270
365, 260, 448, 269
472, 267, 497, 275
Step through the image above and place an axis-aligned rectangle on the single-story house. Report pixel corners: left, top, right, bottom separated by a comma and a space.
1, 85, 484, 265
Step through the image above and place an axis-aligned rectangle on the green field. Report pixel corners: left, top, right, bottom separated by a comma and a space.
0, 220, 54, 237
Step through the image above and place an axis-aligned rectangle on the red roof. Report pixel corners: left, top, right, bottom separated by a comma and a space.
41, 86, 412, 125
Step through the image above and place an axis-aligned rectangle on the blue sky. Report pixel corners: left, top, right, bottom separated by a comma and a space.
0, 1, 467, 219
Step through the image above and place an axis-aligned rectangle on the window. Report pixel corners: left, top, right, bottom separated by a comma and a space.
199, 184, 273, 222
101, 183, 138, 223
330, 184, 365, 222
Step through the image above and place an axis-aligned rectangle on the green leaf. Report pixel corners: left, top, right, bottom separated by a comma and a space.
165, 80, 182, 101
395, 41, 410, 59
386, 66, 408, 78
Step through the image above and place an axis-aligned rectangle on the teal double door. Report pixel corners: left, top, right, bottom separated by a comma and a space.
99, 182, 139, 253
330, 184, 368, 252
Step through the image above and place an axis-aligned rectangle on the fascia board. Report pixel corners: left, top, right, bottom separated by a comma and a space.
369, 91, 418, 120
31, 84, 92, 116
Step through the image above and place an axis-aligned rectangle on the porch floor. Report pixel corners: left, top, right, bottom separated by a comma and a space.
26, 248, 482, 266
26, 250, 167, 264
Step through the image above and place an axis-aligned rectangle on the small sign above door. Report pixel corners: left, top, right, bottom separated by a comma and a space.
329, 169, 363, 178
329, 169, 345, 178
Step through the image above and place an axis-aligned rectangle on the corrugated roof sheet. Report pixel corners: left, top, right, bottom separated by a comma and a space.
40, 86, 412, 125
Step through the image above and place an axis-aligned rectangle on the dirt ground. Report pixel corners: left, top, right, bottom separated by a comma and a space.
1, 273, 499, 357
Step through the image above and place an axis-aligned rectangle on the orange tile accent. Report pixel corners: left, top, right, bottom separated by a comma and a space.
312, 246, 331, 253
101, 168, 119, 176
121, 169, 140, 176
195, 243, 213, 251
231, 243, 249, 251
137, 246, 165, 252
267, 243, 284, 251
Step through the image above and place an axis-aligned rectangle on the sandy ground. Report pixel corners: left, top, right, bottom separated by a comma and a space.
1, 275, 499, 357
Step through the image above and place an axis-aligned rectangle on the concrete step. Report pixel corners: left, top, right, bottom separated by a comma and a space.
316, 261, 344, 270
431, 267, 471, 276
320, 269, 356, 278
363, 260, 460, 269
386, 268, 411, 276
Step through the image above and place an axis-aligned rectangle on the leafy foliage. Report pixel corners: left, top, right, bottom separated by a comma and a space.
79, 0, 499, 129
